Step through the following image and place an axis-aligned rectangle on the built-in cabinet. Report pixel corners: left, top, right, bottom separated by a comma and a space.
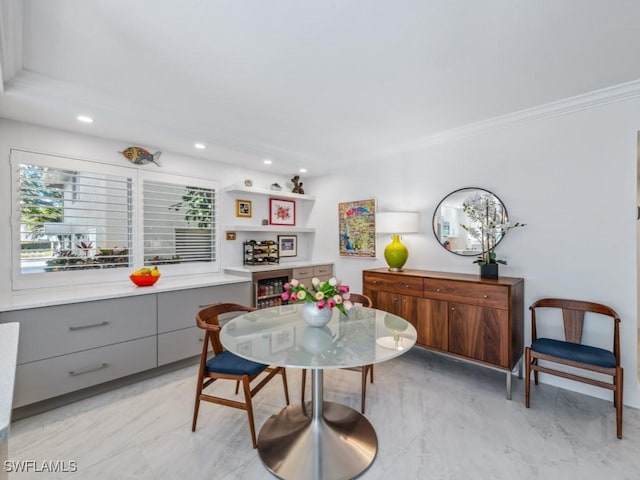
156, 283, 250, 365
0, 282, 251, 407
363, 268, 524, 398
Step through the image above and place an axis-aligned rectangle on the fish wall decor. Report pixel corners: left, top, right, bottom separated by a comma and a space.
120, 146, 162, 166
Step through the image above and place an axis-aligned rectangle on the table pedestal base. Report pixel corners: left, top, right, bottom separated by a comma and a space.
257, 401, 377, 480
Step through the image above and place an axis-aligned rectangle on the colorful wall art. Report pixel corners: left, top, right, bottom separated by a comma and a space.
338, 199, 376, 257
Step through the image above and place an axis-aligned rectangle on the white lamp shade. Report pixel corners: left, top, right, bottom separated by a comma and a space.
376, 212, 418, 234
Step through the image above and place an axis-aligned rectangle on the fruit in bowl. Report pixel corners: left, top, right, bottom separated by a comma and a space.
130, 266, 161, 287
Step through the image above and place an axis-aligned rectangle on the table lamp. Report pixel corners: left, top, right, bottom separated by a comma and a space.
376, 212, 419, 271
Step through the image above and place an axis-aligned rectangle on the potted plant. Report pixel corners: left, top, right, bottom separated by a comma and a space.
460, 192, 525, 279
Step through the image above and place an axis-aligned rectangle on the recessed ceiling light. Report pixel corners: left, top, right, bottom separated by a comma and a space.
299, 168, 307, 173
194, 143, 205, 149
77, 115, 93, 123
263, 159, 273, 165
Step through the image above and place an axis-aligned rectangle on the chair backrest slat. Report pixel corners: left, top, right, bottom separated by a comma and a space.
562, 308, 585, 344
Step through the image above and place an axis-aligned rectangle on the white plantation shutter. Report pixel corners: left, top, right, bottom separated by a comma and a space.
16, 156, 133, 277
143, 180, 216, 265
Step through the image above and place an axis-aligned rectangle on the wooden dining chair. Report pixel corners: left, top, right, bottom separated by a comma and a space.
525, 298, 623, 438
192, 302, 290, 448
301, 293, 375, 413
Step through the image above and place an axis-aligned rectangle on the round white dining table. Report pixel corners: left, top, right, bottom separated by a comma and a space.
220, 303, 417, 480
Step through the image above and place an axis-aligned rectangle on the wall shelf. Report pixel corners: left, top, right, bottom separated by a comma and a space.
222, 185, 315, 201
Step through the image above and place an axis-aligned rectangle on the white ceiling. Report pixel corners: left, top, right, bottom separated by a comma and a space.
1, 0, 640, 176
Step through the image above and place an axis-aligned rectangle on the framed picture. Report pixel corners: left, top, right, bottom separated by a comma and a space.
269, 198, 296, 226
338, 198, 376, 257
278, 235, 297, 257
235, 199, 252, 218
270, 326, 295, 353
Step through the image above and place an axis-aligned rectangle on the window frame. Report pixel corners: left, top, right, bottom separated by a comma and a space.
139, 170, 219, 276
10, 149, 220, 291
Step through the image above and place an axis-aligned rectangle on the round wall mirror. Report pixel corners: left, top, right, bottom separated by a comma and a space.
432, 187, 508, 256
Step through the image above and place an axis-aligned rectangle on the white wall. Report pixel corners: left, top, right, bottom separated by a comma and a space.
307, 97, 640, 408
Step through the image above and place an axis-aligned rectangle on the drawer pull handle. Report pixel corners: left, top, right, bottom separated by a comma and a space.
483, 295, 489, 299
450, 307, 455, 311
69, 321, 110, 331
436, 288, 441, 292
68, 363, 109, 376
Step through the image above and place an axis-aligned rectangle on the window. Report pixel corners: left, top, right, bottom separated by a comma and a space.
143, 179, 216, 266
11, 150, 219, 290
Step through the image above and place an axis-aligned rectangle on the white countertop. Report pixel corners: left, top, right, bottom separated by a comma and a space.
0, 323, 19, 452
224, 260, 334, 276
0, 273, 250, 312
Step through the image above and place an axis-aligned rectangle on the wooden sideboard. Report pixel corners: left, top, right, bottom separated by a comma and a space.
363, 268, 524, 399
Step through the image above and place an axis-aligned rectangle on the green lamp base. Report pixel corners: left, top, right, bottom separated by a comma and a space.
384, 234, 409, 271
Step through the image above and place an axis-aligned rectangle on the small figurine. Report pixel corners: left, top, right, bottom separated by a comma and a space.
291, 175, 305, 194
270, 183, 282, 191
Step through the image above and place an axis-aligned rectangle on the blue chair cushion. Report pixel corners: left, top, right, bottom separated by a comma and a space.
206, 350, 267, 376
531, 338, 616, 368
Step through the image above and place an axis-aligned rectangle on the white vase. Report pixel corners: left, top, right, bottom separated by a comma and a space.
301, 302, 333, 327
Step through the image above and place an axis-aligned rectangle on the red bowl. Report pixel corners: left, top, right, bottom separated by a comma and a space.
130, 274, 160, 287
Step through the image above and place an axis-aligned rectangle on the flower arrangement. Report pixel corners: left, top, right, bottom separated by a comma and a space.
282, 277, 353, 315
460, 192, 525, 265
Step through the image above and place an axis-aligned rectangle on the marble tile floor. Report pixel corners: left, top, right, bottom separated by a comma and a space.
8, 348, 640, 480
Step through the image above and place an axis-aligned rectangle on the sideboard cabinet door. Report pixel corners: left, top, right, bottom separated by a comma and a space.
447, 302, 509, 367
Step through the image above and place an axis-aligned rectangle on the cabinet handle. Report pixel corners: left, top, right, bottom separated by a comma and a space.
483, 295, 489, 299
69, 321, 110, 331
436, 288, 441, 292
68, 363, 109, 376
450, 307, 455, 311
405, 284, 410, 288
393, 297, 399, 302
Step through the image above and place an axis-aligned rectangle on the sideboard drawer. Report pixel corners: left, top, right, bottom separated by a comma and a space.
292, 267, 313, 279
157, 283, 250, 333
13, 336, 157, 407
313, 264, 333, 278
364, 273, 423, 297
424, 279, 508, 310
158, 326, 210, 366
6, 296, 157, 365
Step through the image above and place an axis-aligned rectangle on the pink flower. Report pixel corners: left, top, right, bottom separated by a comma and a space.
281, 292, 290, 301
327, 298, 336, 308
290, 292, 298, 302
317, 300, 326, 309
290, 279, 299, 288
338, 285, 349, 294
284, 283, 291, 291
342, 300, 353, 310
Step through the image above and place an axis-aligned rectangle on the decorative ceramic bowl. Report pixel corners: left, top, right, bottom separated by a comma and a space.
129, 274, 160, 287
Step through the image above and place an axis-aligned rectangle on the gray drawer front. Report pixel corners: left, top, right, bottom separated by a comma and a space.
13, 336, 157, 407
158, 326, 210, 366
3, 296, 157, 365
157, 283, 250, 333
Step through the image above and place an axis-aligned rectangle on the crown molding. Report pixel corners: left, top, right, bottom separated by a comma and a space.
363, 79, 640, 160
0, 0, 23, 89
